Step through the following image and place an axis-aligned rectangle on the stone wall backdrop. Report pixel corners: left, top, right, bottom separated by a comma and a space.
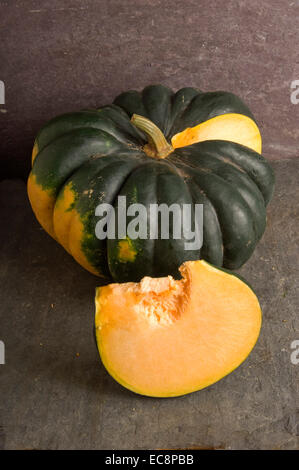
0, 0, 299, 180
0, 0, 298, 451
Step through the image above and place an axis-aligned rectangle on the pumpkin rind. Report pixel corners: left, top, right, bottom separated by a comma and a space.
28, 85, 274, 281
107, 160, 200, 282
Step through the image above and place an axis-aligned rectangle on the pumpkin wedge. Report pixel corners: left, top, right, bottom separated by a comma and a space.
95, 260, 261, 397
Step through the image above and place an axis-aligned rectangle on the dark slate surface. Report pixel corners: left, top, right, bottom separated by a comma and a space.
1, 0, 299, 181
0, 159, 298, 450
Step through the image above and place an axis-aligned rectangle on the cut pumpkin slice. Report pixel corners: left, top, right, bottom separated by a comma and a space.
95, 260, 262, 397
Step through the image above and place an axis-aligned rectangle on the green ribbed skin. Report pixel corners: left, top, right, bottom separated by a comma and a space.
29, 85, 275, 282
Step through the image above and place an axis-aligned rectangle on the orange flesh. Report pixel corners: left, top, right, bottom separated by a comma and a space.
171, 113, 262, 154
95, 260, 262, 397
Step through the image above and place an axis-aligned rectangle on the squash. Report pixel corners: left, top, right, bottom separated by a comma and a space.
28, 85, 274, 281
95, 260, 262, 397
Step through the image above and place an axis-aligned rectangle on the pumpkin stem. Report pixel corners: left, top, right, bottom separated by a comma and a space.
131, 114, 173, 159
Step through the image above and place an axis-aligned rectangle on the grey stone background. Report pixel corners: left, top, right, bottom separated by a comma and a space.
0, 160, 298, 450
0, 0, 299, 180
0, 0, 298, 451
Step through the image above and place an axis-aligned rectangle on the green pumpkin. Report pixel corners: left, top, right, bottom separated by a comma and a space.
28, 85, 274, 282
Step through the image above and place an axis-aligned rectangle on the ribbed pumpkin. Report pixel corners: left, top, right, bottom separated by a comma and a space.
28, 85, 274, 282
